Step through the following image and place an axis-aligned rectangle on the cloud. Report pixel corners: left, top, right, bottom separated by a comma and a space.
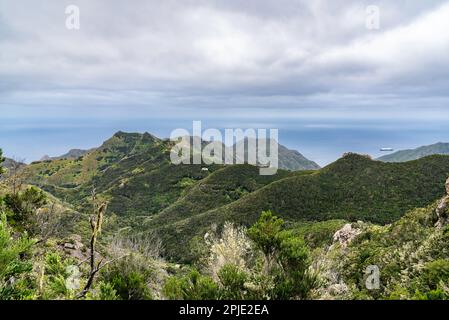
0, 0, 448, 121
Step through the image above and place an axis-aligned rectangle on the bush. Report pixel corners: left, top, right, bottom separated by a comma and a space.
163, 269, 219, 300
217, 264, 248, 300
0, 212, 35, 299
272, 233, 316, 300
3, 187, 47, 231
86, 282, 119, 300
205, 222, 253, 281
248, 211, 283, 260
248, 211, 317, 300
101, 255, 153, 300
41, 252, 76, 299
419, 259, 449, 291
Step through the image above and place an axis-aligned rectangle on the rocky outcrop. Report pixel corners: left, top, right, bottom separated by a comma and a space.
435, 177, 449, 228
60, 235, 88, 261
332, 223, 362, 248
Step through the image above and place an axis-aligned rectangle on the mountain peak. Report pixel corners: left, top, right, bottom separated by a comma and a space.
112, 131, 159, 141
323, 152, 375, 172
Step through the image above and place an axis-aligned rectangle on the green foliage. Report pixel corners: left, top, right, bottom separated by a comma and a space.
418, 260, 449, 292
107, 271, 151, 300
272, 234, 316, 300
0, 212, 35, 300
101, 255, 153, 300
248, 211, 283, 259
156, 154, 449, 260
147, 167, 290, 262
86, 282, 119, 300
287, 220, 347, 248
22, 132, 221, 218
3, 187, 47, 231
413, 288, 449, 300
328, 200, 449, 300
248, 212, 316, 300
163, 269, 219, 300
4, 134, 449, 301
230, 154, 449, 225
166, 212, 317, 301
41, 252, 76, 299
217, 264, 248, 300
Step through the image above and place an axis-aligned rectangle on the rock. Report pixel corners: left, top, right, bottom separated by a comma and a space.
6, 276, 16, 287
328, 282, 349, 296
64, 243, 76, 250
333, 224, 361, 248
60, 235, 87, 261
435, 177, 449, 228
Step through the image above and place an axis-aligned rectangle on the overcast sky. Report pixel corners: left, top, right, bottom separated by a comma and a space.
1, 0, 449, 165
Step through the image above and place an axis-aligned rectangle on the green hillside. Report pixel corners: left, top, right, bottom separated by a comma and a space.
23, 132, 224, 217
145, 164, 293, 228
318, 199, 449, 299
23, 131, 164, 189
18, 134, 449, 263
2, 144, 449, 300
234, 138, 320, 170
22, 131, 319, 217
378, 142, 449, 162
277, 145, 320, 170
153, 153, 449, 260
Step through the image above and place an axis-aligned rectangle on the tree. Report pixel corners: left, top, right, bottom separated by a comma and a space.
3, 186, 47, 230
78, 190, 128, 298
77, 191, 107, 298
0, 212, 35, 299
248, 211, 316, 300
8, 156, 26, 195
247, 211, 283, 274
0, 149, 5, 177
272, 233, 316, 299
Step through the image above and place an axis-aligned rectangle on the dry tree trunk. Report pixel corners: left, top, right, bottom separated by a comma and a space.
77, 191, 107, 298
77, 190, 129, 299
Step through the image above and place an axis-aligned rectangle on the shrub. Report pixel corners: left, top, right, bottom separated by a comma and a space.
3, 187, 47, 231
0, 212, 35, 299
41, 252, 76, 299
101, 255, 153, 300
86, 282, 119, 300
272, 233, 316, 300
163, 269, 219, 300
248, 211, 317, 300
419, 259, 449, 291
248, 211, 283, 273
205, 222, 252, 281
217, 264, 248, 300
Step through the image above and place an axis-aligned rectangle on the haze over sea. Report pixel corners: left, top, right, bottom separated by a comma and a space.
1, 114, 448, 167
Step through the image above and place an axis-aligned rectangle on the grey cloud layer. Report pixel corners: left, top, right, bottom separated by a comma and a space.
1, 0, 449, 119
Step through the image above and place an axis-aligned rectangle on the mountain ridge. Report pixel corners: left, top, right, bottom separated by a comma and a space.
378, 142, 449, 162
150, 153, 449, 260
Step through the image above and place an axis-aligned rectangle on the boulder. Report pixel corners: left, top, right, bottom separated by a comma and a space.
60, 235, 87, 261
333, 223, 361, 248
435, 177, 449, 228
